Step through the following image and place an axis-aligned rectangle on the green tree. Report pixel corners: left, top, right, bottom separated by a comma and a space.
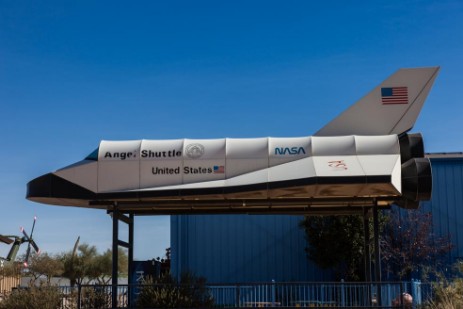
61, 242, 128, 286
86, 248, 128, 284
117, 247, 128, 277
85, 249, 111, 284
62, 243, 97, 286
26, 252, 64, 284
300, 215, 367, 281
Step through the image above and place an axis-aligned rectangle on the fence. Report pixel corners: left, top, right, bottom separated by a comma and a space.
207, 281, 434, 308
68, 281, 433, 308
0, 263, 21, 298
0, 275, 20, 297
0, 281, 436, 308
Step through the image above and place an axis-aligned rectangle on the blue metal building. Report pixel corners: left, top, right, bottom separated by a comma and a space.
171, 154, 463, 283
171, 214, 333, 283
422, 153, 463, 264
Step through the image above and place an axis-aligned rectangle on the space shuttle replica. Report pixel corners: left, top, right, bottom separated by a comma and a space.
27, 67, 439, 214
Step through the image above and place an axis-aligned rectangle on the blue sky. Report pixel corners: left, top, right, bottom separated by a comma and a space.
1, 1, 462, 261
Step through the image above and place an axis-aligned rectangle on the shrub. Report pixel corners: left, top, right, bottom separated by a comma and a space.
0, 286, 62, 309
136, 272, 214, 308
425, 261, 463, 309
79, 286, 111, 309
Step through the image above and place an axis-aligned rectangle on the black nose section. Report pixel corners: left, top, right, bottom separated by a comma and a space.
26, 173, 95, 205
26, 173, 53, 199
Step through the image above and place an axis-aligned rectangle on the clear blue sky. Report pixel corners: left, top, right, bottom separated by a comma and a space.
1, 1, 462, 261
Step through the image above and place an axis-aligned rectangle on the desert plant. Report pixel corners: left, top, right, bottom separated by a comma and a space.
0, 285, 62, 309
136, 272, 214, 308
425, 261, 463, 309
79, 285, 111, 309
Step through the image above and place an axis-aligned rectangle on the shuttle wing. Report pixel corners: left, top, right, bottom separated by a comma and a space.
315, 67, 439, 136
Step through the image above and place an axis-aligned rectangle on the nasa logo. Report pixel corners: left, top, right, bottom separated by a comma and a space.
186, 143, 205, 159
274, 147, 306, 155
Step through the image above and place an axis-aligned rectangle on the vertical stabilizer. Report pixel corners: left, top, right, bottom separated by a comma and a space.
315, 67, 440, 136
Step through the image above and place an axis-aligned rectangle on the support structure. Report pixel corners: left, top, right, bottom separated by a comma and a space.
111, 207, 118, 309
110, 205, 134, 309
363, 207, 371, 282
106, 203, 384, 308
373, 203, 382, 305
363, 204, 384, 306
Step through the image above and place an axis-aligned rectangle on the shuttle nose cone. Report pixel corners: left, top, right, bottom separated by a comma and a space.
26, 173, 94, 206
27, 173, 53, 201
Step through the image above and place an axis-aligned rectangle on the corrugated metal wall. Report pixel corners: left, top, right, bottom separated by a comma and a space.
171, 214, 333, 283
171, 155, 463, 283
0, 275, 20, 294
422, 156, 463, 264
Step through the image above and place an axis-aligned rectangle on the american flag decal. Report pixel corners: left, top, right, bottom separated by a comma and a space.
214, 165, 225, 174
381, 87, 408, 104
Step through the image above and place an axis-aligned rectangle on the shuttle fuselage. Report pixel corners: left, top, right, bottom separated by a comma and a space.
26, 67, 439, 214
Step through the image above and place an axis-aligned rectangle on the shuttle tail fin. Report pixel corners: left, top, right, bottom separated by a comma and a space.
315, 67, 440, 136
